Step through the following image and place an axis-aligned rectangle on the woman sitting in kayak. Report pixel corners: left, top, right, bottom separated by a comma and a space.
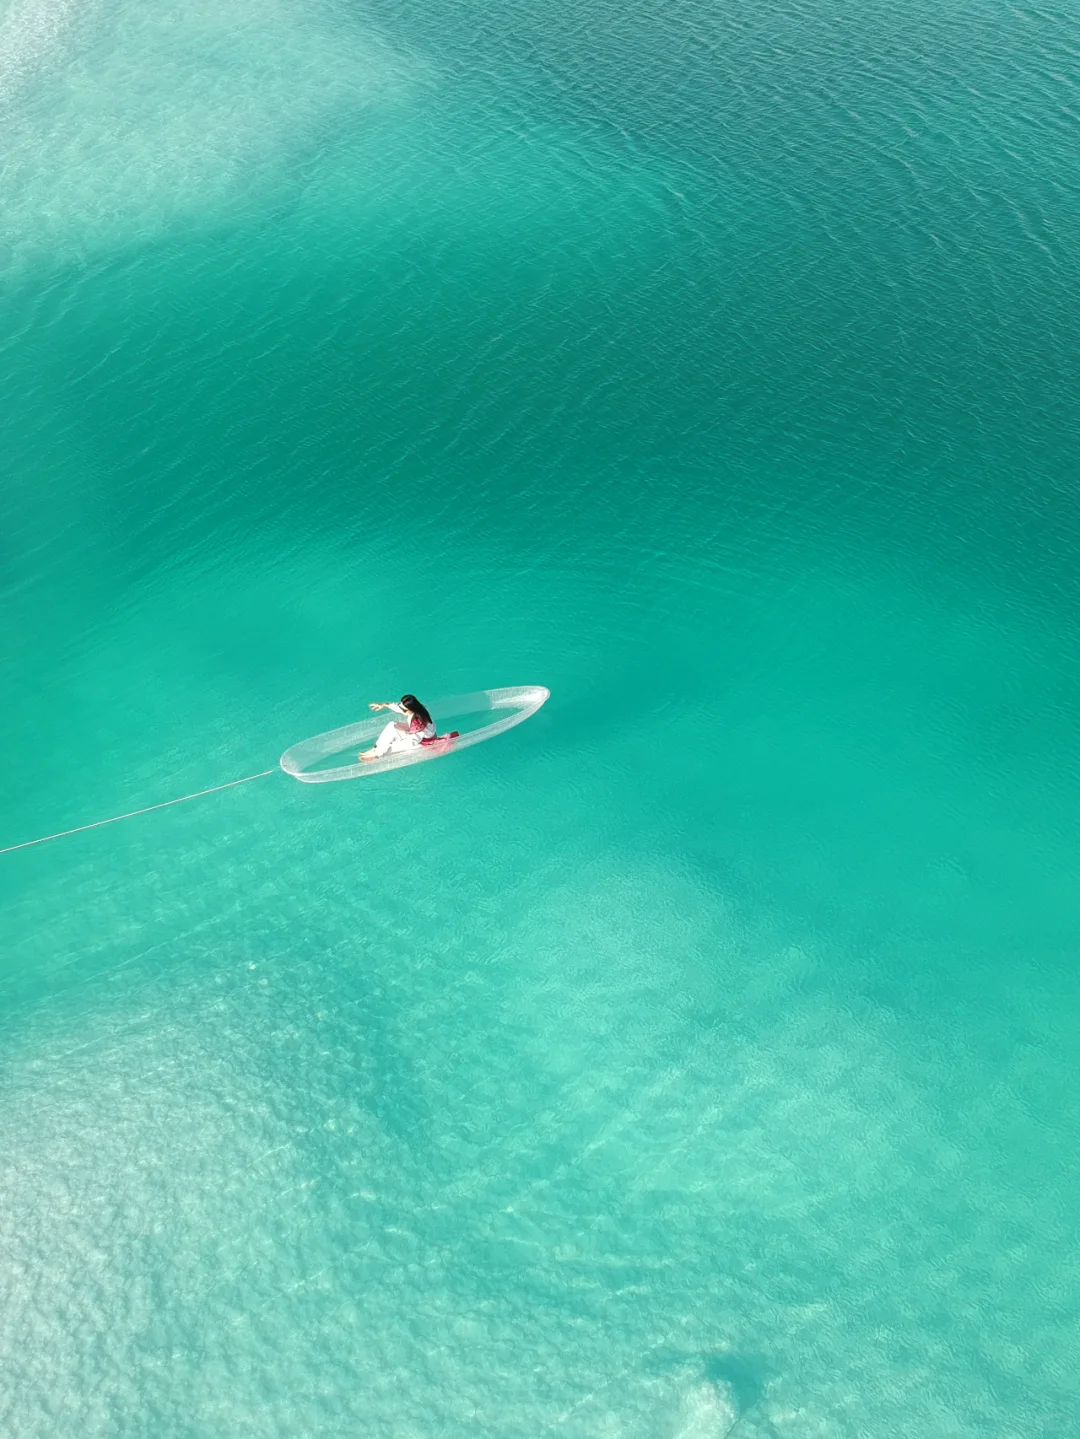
360, 694, 437, 761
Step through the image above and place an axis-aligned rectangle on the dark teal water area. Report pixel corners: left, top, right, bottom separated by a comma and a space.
2, 0, 1079, 1432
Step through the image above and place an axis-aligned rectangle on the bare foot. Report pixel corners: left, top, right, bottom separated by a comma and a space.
359, 749, 378, 762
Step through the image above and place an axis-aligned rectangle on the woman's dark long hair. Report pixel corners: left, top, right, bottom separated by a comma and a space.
400, 694, 433, 728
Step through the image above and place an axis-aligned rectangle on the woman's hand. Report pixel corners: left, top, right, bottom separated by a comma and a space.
369, 702, 388, 712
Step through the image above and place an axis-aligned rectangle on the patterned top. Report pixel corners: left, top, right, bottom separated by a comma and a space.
388, 702, 436, 741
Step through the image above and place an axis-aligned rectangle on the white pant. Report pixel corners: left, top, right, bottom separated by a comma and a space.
375, 721, 420, 757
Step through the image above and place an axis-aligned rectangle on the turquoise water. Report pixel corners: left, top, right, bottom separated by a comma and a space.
3, 0, 1080, 1431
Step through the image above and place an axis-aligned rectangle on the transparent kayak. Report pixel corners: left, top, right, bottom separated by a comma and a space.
279, 685, 550, 783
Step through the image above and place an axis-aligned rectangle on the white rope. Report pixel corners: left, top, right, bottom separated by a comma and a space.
0, 769, 276, 856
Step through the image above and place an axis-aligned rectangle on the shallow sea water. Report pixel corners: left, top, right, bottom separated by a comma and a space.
2, 0, 1080, 1433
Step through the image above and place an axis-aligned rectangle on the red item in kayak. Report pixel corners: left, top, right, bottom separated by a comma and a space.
420, 731, 459, 747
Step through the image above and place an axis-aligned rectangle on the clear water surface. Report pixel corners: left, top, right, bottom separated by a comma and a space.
2, 0, 1079, 1433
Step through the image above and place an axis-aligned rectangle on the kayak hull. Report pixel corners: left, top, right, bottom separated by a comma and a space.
279, 686, 549, 783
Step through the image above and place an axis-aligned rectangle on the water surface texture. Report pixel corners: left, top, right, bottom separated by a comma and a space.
2, 0, 1080, 1433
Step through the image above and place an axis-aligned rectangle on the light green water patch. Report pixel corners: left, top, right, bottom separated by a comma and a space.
0, 0, 423, 276
3, 744, 1077, 1436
